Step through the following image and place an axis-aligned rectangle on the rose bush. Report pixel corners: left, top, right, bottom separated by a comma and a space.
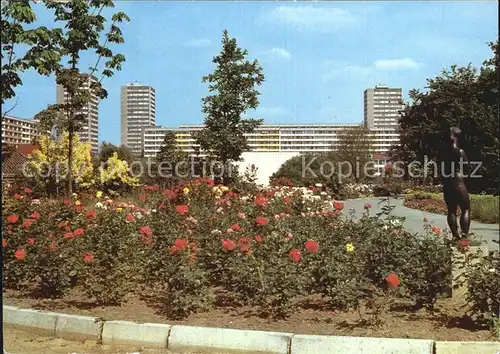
3, 178, 453, 321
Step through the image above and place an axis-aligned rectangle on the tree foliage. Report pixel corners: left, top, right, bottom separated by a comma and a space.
1, 0, 61, 110
393, 41, 499, 194
99, 152, 140, 192
334, 125, 374, 182
194, 30, 265, 184
27, 133, 95, 192
100, 141, 134, 164
34, 0, 130, 196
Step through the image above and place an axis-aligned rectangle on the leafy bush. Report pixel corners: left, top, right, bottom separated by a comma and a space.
464, 251, 500, 331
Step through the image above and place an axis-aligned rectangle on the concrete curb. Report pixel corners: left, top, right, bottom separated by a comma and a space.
3, 305, 499, 353
434, 341, 500, 354
168, 325, 292, 353
290, 334, 434, 354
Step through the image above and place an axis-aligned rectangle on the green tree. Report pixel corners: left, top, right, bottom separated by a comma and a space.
395, 41, 499, 194
35, 0, 130, 196
334, 125, 374, 182
1, 0, 61, 112
156, 131, 189, 182
100, 141, 134, 164
194, 30, 265, 185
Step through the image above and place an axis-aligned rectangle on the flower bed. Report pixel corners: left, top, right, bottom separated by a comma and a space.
404, 192, 499, 224
2, 180, 499, 339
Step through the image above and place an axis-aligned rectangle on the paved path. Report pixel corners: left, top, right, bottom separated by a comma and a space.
3, 327, 222, 354
341, 197, 499, 252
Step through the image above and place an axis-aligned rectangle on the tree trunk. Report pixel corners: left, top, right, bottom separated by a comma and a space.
68, 128, 74, 196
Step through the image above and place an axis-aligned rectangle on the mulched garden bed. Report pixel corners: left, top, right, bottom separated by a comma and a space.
4, 288, 498, 342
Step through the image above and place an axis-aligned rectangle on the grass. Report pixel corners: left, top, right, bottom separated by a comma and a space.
404, 191, 499, 224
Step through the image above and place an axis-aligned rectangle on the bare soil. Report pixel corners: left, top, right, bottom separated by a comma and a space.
3, 327, 177, 353
3, 288, 498, 342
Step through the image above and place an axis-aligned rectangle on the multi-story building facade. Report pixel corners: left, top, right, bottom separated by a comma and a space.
56, 74, 99, 153
1, 115, 45, 146
364, 85, 403, 130
142, 123, 399, 158
120, 83, 156, 156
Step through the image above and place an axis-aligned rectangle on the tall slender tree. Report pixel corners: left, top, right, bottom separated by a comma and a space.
35, 0, 130, 196
194, 30, 265, 185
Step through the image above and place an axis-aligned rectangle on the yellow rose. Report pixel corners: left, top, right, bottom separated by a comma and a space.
96, 191, 103, 199
345, 243, 355, 253
75, 200, 81, 206
183, 187, 190, 195
116, 207, 123, 212
220, 186, 229, 192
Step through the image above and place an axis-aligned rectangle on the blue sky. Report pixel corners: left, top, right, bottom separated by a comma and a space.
4, 1, 497, 145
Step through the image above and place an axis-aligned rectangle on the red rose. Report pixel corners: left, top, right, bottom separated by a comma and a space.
15, 249, 25, 261
14, 194, 22, 200
457, 239, 470, 251
63, 199, 70, 205
364, 203, 371, 210
49, 241, 56, 252
64, 232, 75, 240
31, 211, 41, 219
222, 239, 236, 251
23, 219, 34, 229
304, 240, 319, 253
385, 272, 400, 287
162, 190, 176, 200
75, 205, 83, 213
289, 248, 301, 263
283, 196, 290, 204
86, 209, 96, 218
27, 238, 35, 245
24, 187, 32, 194
7, 215, 19, 224
83, 252, 95, 263
255, 235, 263, 243
125, 213, 135, 222
176, 205, 189, 215
231, 223, 242, 232
49, 212, 56, 217
139, 226, 153, 237
255, 216, 269, 226
254, 195, 268, 207
139, 195, 147, 202
73, 228, 85, 237
2, 239, 7, 247
238, 237, 251, 253
333, 201, 344, 210
431, 226, 441, 235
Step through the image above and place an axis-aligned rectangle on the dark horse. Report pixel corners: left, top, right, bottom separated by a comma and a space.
441, 127, 471, 241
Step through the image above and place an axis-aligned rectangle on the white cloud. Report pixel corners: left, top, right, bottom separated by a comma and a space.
264, 47, 292, 60
322, 57, 420, 82
183, 38, 211, 48
263, 6, 358, 32
374, 58, 420, 70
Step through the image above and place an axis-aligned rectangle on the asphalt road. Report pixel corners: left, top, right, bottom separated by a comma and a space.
341, 196, 499, 252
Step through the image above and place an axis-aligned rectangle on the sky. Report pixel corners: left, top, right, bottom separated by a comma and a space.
3, 1, 498, 146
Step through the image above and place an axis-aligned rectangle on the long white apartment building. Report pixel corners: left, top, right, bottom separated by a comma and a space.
141, 123, 399, 158
2, 115, 45, 146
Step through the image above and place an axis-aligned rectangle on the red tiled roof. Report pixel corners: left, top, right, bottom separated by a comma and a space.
2, 144, 40, 179
16, 144, 39, 156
